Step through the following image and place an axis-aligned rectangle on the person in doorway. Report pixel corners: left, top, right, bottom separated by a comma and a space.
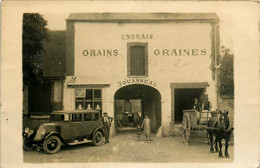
137, 112, 142, 126
193, 98, 201, 125
136, 112, 143, 138
201, 94, 212, 111
101, 112, 113, 144
200, 94, 212, 123
116, 113, 123, 128
141, 115, 152, 141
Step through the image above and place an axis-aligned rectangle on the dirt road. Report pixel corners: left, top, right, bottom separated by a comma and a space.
23, 129, 233, 163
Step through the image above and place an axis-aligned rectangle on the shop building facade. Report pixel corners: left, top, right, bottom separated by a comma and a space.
63, 13, 220, 136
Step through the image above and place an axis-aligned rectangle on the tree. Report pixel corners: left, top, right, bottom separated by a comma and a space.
23, 13, 49, 84
218, 46, 234, 96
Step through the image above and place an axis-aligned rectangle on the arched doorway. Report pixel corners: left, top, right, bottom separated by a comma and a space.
114, 84, 161, 133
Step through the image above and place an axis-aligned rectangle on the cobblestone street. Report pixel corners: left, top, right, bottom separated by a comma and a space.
23, 129, 234, 163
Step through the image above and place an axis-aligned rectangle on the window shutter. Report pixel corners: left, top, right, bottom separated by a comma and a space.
127, 43, 148, 77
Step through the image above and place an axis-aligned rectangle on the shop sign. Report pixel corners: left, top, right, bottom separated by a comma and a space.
121, 34, 153, 40
82, 49, 118, 56
154, 49, 207, 56
118, 78, 157, 88
82, 48, 207, 57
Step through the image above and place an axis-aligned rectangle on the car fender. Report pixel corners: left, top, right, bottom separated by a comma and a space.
23, 130, 36, 139
92, 126, 104, 138
44, 132, 65, 143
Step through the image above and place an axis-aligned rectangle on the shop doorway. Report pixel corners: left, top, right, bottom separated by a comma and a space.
174, 88, 204, 124
114, 84, 161, 133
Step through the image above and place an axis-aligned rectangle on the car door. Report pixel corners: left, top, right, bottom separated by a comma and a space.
82, 113, 93, 137
91, 113, 101, 131
70, 113, 83, 139
59, 113, 71, 140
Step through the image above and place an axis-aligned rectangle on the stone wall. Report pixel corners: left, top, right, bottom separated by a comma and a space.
52, 80, 63, 111
23, 85, 29, 115
218, 96, 234, 122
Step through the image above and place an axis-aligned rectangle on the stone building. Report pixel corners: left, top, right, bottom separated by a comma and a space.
62, 13, 221, 136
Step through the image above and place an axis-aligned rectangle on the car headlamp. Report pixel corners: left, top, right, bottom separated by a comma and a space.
25, 127, 29, 133
41, 129, 46, 135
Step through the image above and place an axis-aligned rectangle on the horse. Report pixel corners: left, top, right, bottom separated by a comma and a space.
207, 110, 234, 158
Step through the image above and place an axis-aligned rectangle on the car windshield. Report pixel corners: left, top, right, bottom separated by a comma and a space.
51, 114, 66, 121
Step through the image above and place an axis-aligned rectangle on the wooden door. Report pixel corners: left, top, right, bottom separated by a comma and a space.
115, 100, 125, 114
130, 99, 142, 126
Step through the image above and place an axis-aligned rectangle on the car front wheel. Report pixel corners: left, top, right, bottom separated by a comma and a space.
23, 137, 34, 151
43, 135, 61, 154
93, 131, 102, 146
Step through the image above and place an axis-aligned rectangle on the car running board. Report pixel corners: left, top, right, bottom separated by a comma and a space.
68, 139, 93, 145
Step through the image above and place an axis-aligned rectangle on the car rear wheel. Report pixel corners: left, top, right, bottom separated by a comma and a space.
23, 137, 34, 151
43, 135, 61, 154
93, 131, 102, 146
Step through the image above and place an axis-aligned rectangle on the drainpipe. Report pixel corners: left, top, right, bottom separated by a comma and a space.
215, 23, 220, 110
61, 75, 66, 110
61, 79, 64, 110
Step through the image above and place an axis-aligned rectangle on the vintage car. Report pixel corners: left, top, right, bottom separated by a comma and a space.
23, 109, 104, 154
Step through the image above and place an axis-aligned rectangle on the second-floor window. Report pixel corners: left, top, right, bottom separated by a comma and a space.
127, 43, 148, 77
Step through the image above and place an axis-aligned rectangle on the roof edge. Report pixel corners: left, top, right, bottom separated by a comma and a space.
67, 13, 219, 22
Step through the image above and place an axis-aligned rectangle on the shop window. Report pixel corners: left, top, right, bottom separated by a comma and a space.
75, 89, 102, 113
72, 114, 82, 122
127, 43, 148, 77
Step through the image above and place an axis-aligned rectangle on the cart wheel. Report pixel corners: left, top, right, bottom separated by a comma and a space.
182, 113, 191, 145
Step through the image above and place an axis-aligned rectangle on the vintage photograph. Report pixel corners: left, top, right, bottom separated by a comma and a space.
22, 12, 235, 163
1, 1, 259, 167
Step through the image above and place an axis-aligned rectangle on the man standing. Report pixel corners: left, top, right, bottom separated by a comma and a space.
101, 112, 113, 144
201, 94, 212, 123
193, 98, 201, 125
201, 94, 212, 111
141, 115, 152, 141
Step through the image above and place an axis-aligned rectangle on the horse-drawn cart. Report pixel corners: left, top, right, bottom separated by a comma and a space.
182, 109, 234, 157
182, 109, 218, 144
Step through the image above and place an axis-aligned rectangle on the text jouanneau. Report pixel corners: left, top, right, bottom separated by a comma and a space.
118, 79, 157, 88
